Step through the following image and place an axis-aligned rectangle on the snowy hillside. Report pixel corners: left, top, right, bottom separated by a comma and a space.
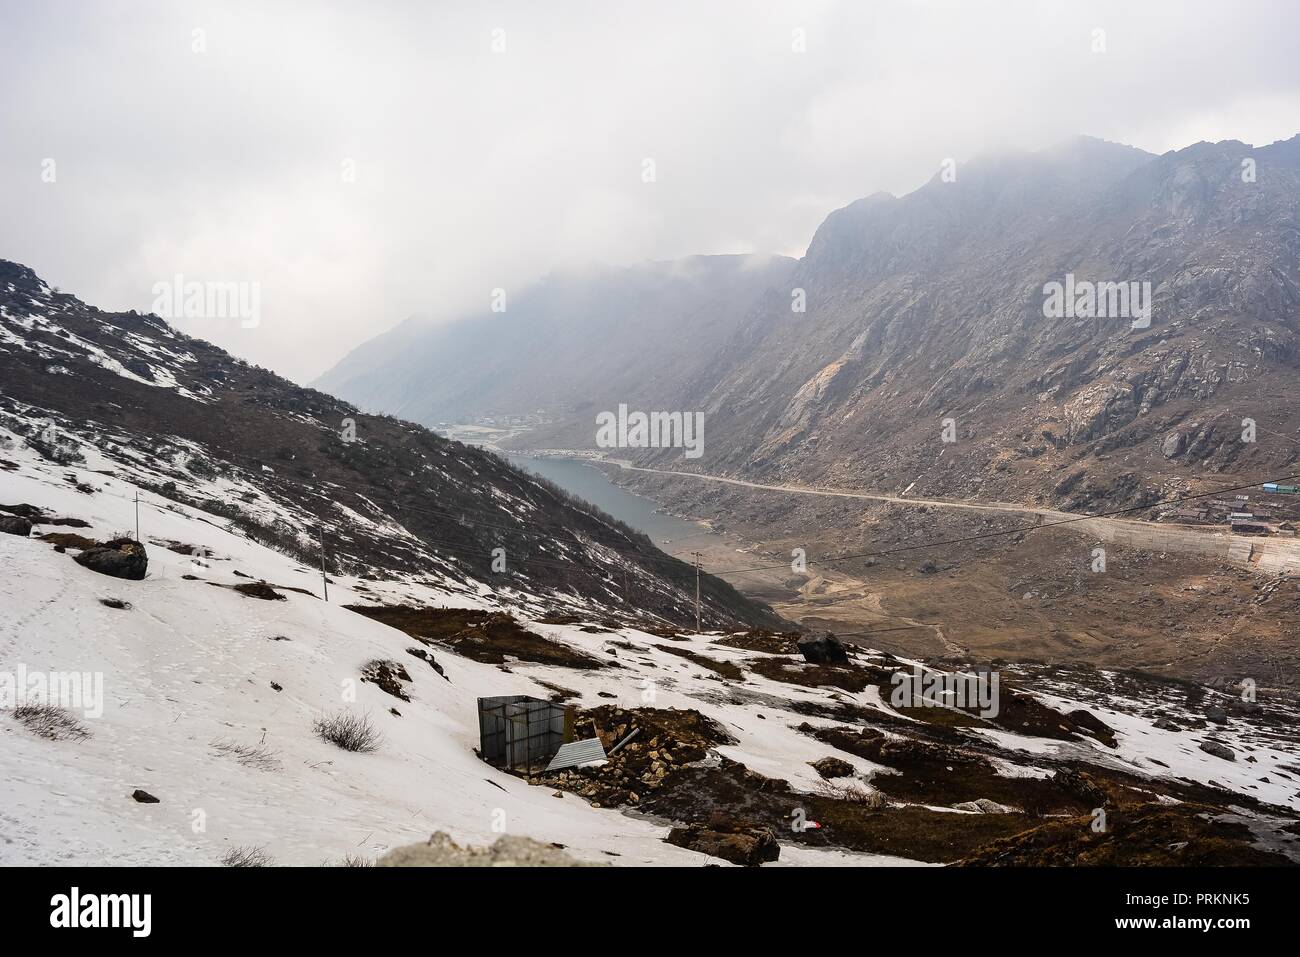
0, 259, 781, 631
4, 429, 1299, 866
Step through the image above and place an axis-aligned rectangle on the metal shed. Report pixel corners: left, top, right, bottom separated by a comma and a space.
477, 695, 574, 772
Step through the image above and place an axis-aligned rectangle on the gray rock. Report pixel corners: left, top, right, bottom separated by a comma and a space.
0, 514, 32, 537
1161, 431, 1184, 458
74, 538, 147, 580
797, 635, 849, 665
953, 798, 1017, 814
1199, 740, 1235, 761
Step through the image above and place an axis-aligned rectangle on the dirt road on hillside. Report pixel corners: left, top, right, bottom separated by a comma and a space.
606, 460, 1300, 576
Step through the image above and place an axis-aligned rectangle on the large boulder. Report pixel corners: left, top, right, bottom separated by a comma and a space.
797, 634, 849, 665
811, 756, 856, 779
0, 514, 33, 537
74, 538, 148, 580
1199, 740, 1235, 762
665, 823, 780, 866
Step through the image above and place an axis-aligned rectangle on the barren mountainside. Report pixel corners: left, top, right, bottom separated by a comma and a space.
315, 254, 796, 431
323, 136, 1300, 512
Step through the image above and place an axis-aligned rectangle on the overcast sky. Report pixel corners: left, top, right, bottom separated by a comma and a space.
3, 0, 1299, 383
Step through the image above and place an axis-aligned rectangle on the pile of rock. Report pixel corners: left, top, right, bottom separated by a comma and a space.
666, 816, 780, 866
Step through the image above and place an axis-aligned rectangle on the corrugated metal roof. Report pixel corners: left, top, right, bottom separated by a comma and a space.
544, 737, 606, 772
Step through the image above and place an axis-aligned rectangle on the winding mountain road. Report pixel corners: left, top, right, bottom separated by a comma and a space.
604, 459, 1300, 576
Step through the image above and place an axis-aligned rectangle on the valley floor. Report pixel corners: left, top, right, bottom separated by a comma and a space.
598, 459, 1300, 686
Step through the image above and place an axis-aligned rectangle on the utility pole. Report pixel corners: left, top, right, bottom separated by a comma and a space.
692, 551, 702, 633
319, 524, 329, 603
134, 491, 140, 542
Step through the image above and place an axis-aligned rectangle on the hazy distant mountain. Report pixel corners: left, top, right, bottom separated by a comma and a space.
314, 254, 796, 438
669, 135, 1300, 509
320, 136, 1300, 510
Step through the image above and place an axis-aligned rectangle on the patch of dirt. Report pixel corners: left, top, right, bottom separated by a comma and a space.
231, 581, 286, 601
796, 723, 1089, 813
749, 655, 885, 693
639, 756, 1031, 863
955, 803, 1291, 866
40, 532, 97, 550
712, 630, 803, 654
653, 644, 743, 680
346, 605, 603, 669
533, 679, 580, 702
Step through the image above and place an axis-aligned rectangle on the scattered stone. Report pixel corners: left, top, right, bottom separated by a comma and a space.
270, 681, 282, 692
131, 789, 160, 804
1200, 740, 1235, 761
99, 598, 130, 610
953, 798, 1017, 814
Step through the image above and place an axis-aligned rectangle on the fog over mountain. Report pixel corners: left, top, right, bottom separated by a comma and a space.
321, 133, 1300, 513
4, 0, 1300, 382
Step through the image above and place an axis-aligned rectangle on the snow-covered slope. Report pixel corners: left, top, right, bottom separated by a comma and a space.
3, 433, 1298, 866
0, 258, 781, 631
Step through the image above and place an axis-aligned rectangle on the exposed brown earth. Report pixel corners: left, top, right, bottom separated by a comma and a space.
345, 604, 605, 669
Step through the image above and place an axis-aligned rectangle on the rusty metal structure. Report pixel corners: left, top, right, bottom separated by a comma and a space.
476, 695, 574, 772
